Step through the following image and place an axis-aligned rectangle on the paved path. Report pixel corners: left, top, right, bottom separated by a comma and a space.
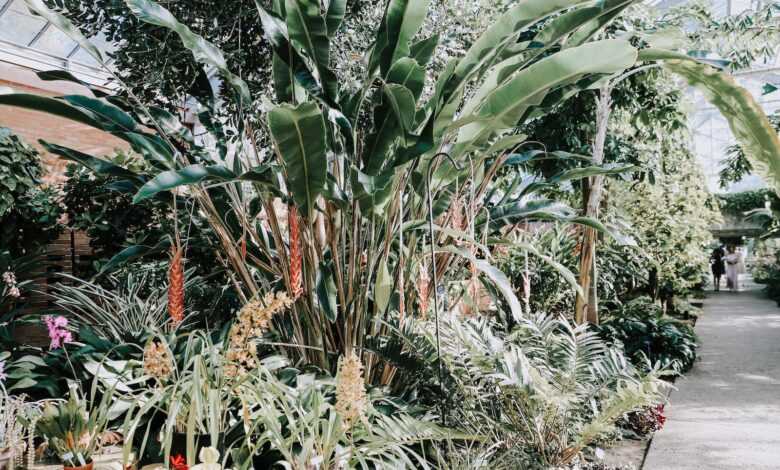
644, 283, 780, 469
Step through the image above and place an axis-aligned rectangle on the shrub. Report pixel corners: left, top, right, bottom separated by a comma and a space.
0, 128, 62, 256
425, 314, 668, 468
598, 297, 698, 374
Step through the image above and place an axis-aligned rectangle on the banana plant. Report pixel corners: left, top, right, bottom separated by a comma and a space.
2, 0, 779, 383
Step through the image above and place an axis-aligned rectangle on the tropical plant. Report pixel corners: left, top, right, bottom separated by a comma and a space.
597, 296, 698, 374
233, 361, 460, 470
429, 313, 668, 467
609, 137, 719, 303
0, 127, 41, 217
5, 0, 780, 379
48, 270, 209, 343
35, 386, 113, 467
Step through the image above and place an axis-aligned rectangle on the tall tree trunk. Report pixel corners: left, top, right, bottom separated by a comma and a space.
575, 85, 612, 324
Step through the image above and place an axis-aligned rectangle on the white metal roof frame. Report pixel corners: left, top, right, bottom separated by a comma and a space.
0, 0, 112, 86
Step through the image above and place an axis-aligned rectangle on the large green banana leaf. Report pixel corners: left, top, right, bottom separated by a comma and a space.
455, 39, 638, 152
640, 49, 780, 192
460, 0, 636, 118
442, 0, 591, 103
285, 0, 339, 101
133, 164, 277, 203
325, 0, 347, 37
268, 102, 328, 215
369, 0, 432, 76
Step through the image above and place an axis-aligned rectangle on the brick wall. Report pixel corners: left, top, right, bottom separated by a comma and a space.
0, 63, 127, 184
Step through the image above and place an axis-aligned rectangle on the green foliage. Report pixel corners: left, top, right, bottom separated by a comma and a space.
717, 188, 780, 214
44, 0, 272, 110
430, 314, 668, 468
719, 112, 780, 189
235, 364, 460, 470
752, 248, 780, 306
598, 297, 698, 374
61, 154, 239, 323
11, 0, 658, 377
609, 124, 719, 298
0, 128, 63, 256
35, 386, 112, 466
0, 128, 40, 216
654, 1, 780, 71
661, 56, 780, 195
61, 153, 166, 264
497, 224, 650, 317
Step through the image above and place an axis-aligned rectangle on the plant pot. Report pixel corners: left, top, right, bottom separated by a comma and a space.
0, 447, 12, 470
63, 462, 93, 470
0, 444, 25, 470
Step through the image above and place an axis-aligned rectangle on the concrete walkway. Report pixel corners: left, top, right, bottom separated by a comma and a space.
644, 283, 780, 469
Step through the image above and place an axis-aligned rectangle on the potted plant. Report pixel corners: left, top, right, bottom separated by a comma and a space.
35, 388, 110, 470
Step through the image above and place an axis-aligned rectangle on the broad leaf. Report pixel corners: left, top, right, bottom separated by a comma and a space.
364, 84, 417, 175
134, 164, 277, 202
36, 70, 109, 98
0, 92, 102, 128
268, 102, 328, 215
639, 50, 780, 193
62, 95, 138, 132
375, 258, 393, 314
439, 246, 524, 322
549, 163, 636, 183
325, 0, 347, 37
40, 141, 142, 182
316, 257, 339, 322
456, 39, 638, 151
369, 0, 431, 76
350, 167, 396, 216
443, 0, 590, 102
99, 239, 171, 274
285, 0, 339, 101
409, 35, 439, 67
134, 165, 235, 203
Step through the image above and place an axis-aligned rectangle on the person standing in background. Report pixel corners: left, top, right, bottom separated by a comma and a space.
710, 244, 726, 292
724, 245, 744, 292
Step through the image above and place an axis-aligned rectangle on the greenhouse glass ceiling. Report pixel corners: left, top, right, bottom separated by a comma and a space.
0, 0, 111, 85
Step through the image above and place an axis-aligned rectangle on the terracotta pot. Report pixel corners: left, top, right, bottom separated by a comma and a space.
0, 444, 22, 470
63, 462, 93, 470
0, 450, 12, 470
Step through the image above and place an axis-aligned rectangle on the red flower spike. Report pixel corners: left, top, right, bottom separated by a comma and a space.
288, 205, 303, 299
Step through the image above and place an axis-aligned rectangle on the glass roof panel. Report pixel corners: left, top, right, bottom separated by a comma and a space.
0, 8, 46, 45
32, 27, 77, 57
69, 46, 99, 67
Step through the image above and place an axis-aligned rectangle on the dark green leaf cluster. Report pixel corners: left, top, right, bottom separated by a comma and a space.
0, 128, 63, 256
717, 188, 780, 214
598, 296, 698, 374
